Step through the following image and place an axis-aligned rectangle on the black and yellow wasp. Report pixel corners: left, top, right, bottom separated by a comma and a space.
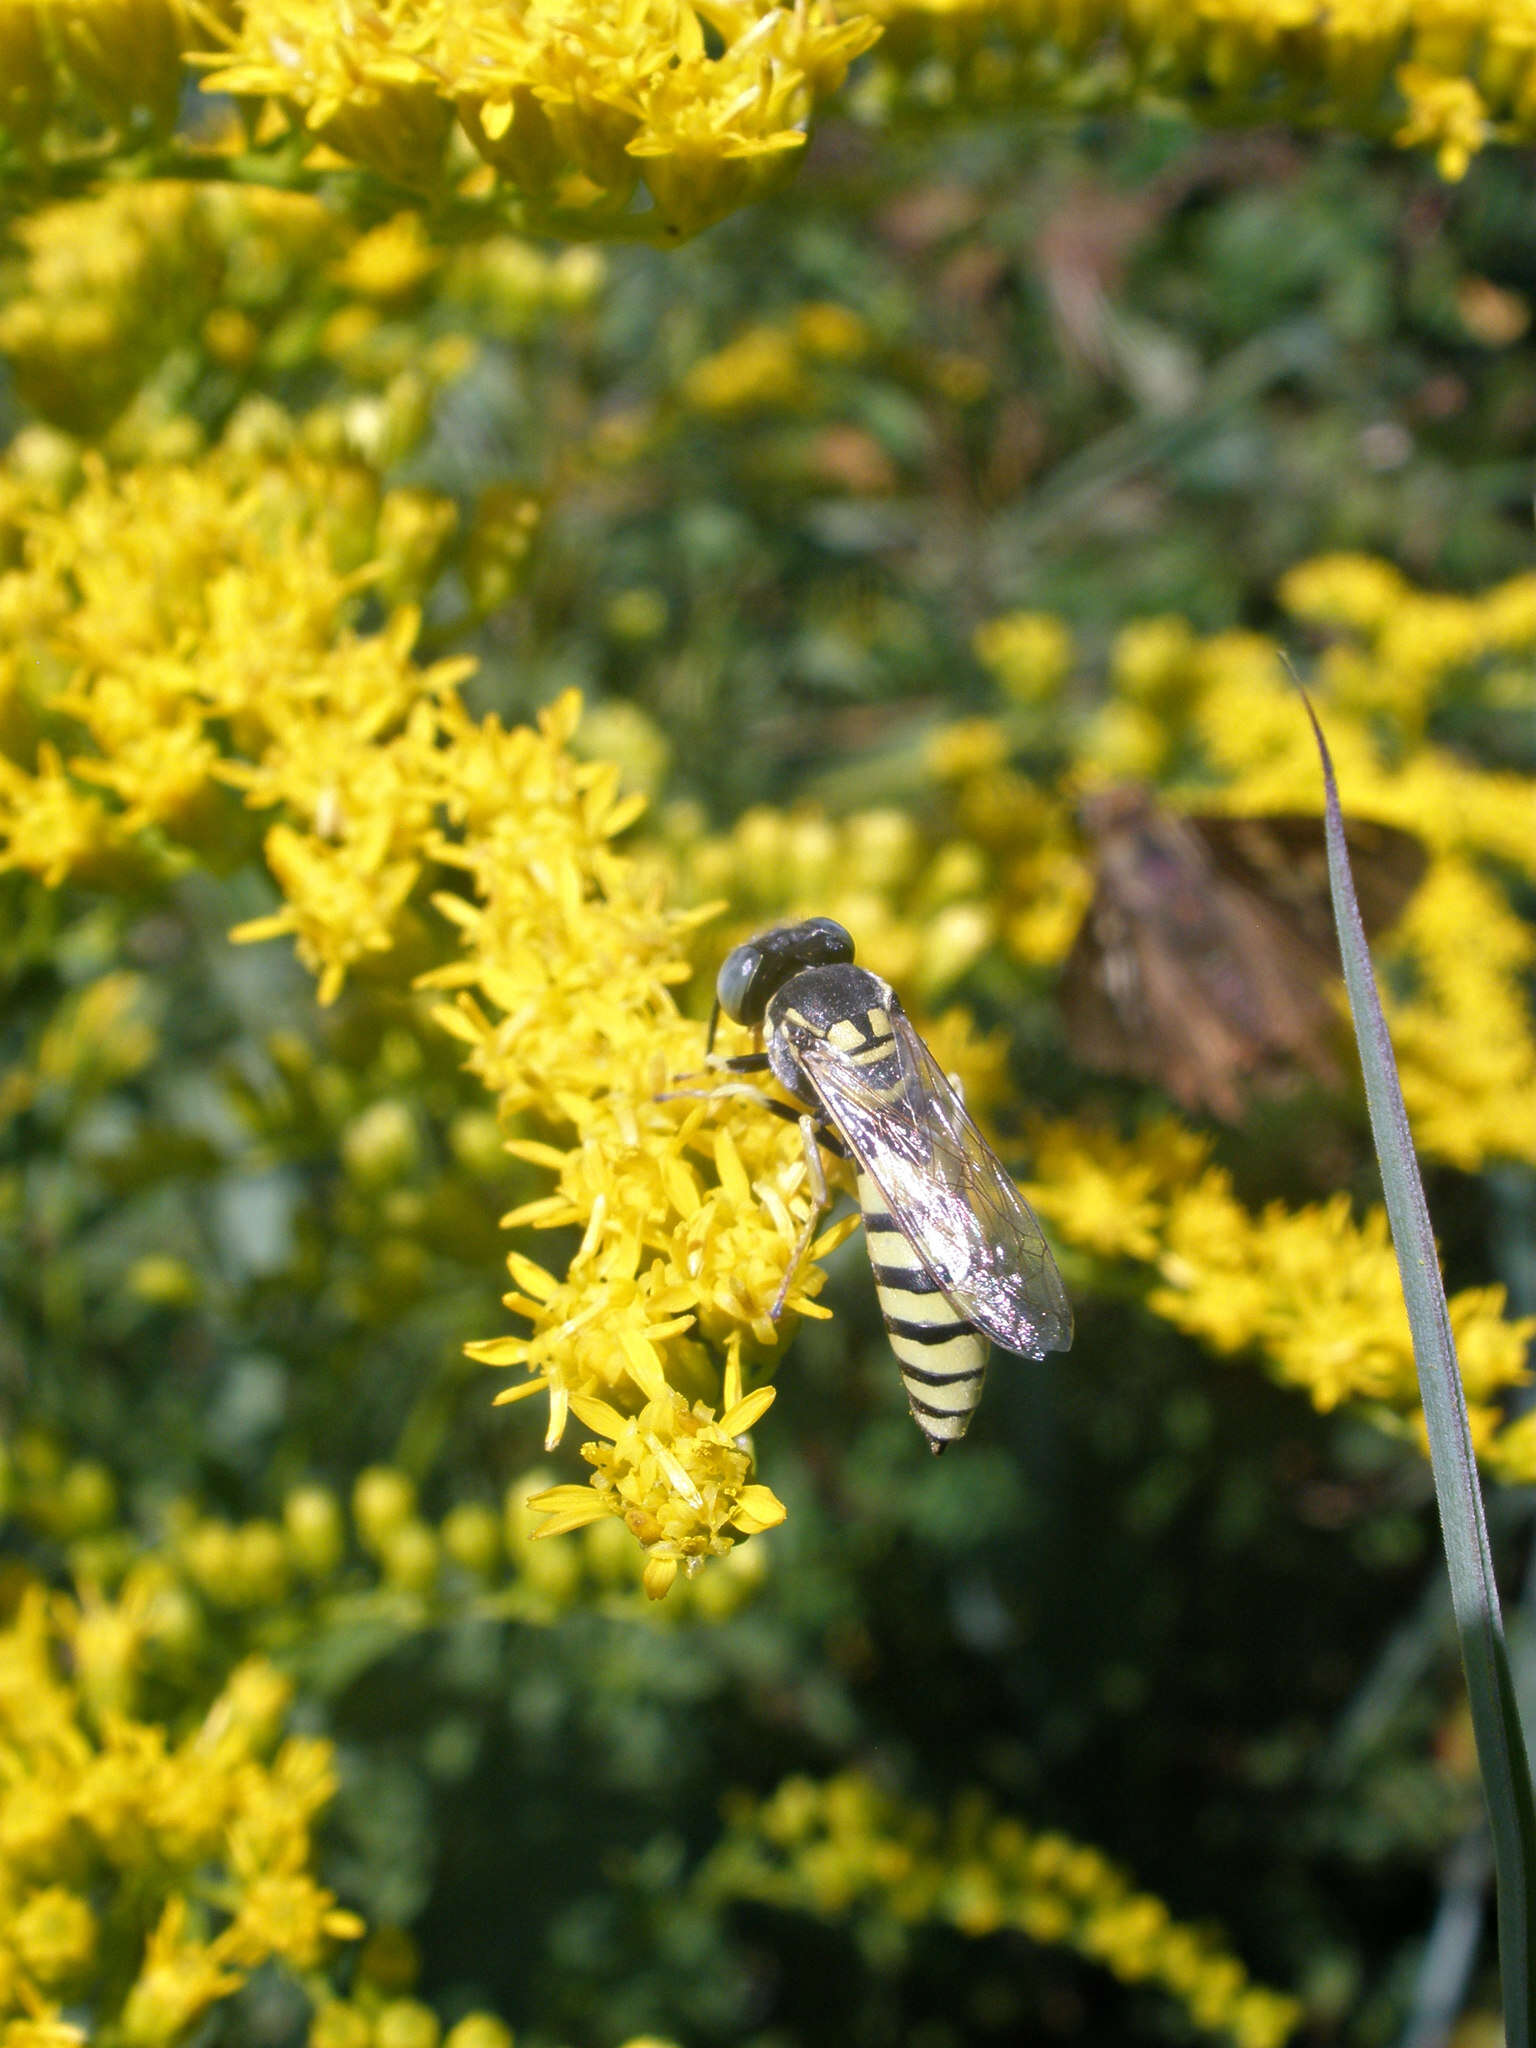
708, 918, 1072, 1452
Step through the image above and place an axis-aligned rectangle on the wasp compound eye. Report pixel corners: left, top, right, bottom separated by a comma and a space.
714, 942, 765, 1027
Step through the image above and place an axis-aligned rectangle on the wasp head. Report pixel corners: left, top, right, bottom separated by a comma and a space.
709, 917, 856, 1049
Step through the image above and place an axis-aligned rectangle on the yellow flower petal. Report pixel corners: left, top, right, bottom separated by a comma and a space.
732, 1485, 788, 1534
719, 1386, 776, 1436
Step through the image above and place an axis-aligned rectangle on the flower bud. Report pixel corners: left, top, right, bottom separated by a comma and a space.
444, 2021, 512, 2048
311, 2001, 373, 2048
342, 1102, 421, 1190
375, 2000, 440, 2048
441, 1502, 501, 1578
973, 610, 1073, 704
354, 1468, 417, 1557
55, 1459, 117, 1535
284, 1486, 346, 1579
381, 1520, 439, 1595
11, 1884, 97, 1989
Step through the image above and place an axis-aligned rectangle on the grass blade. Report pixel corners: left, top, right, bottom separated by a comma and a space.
1299, 688, 1536, 2046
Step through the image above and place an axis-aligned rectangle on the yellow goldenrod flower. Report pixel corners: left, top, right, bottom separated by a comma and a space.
441, 2021, 512, 2048
440, 1501, 502, 1577
9, 1888, 97, 1992
0, 742, 118, 887
794, 300, 870, 358
194, 0, 456, 185
681, 323, 807, 412
222, 1870, 367, 1971
0, 1590, 362, 2041
379, 1521, 441, 1595
1394, 59, 1488, 176
118, 1897, 247, 2047
283, 1485, 347, 1579
352, 1466, 418, 1555
372, 2000, 442, 2048
1027, 1117, 1536, 1441
332, 212, 442, 300
310, 2001, 377, 2048
1027, 1117, 1206, 1264
1108, 615, 1200, 705
194, 0, 879, 237
972, 608, 1075, 703
703, 1771, 1303, 2044
45, 0, 188, 134
527, 1382, 786, 1598
1277, 552, 1410, 634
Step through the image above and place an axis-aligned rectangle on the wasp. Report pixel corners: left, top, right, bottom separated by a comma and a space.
708, 918, 1072, 1453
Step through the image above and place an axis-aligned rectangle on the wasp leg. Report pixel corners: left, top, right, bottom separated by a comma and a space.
756, 1094, 847, 1154
731, 1091, 848, 1159
770, 1113, 833, 1322
657, 1050, 770, 1095
657, 1078, 849, 1157
657, 1078, 787, 1113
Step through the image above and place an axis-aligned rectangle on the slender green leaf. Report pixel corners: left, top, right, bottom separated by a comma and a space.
1299, 688, 1536, 2047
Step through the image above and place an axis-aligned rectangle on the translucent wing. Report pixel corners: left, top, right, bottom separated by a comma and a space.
789, 1004, 1072, 1358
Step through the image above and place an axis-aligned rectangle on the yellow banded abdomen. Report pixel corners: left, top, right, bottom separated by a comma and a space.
856, 1169, 989, 1454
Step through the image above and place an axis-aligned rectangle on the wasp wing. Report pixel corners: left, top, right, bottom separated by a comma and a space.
790, 1006, 1072, 1358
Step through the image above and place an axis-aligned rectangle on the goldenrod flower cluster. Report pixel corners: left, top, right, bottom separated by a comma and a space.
193, 0, 882, 239
0, 1582, 362, 2044
703, 1772, 1302, 2048
26, 1451, 767, 1628
0, 437, 473, 970
4, 0, 1534, 244
857, 0, 1536, 181
679, 302, 873, 414
1029, 1118, 1536, 1468
415, 689, 854, 1598
0, 0, 194, 146
0, 1558, 661, 2045
0, 180, 596, 453
0, 430, 854, 1597
0, 184, 343, 440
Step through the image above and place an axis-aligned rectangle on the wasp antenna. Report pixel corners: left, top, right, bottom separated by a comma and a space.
706, 998, 723, 1056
